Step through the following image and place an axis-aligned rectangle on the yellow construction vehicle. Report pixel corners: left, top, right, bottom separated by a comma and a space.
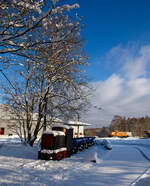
110, 131, 132, 138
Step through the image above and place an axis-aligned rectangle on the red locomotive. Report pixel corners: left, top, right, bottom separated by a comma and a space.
38, 124, 95, 160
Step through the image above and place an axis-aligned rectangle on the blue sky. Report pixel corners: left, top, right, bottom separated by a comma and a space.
76, 0, 150, 127
76, 0, 150, 81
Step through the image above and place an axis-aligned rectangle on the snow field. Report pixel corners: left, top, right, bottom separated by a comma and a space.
0, 136, 150, 185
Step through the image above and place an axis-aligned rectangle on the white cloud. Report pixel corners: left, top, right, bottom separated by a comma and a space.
122, 78, 150, 104
94, 74, 123, 103
123, 58, 147, 79
82, 44, 150, 128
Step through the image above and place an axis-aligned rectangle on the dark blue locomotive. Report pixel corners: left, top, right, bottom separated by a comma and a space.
38, 125, 95, 160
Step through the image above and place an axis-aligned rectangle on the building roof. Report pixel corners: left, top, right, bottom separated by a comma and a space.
64, 120, 91, 126
52, 124, 73, 129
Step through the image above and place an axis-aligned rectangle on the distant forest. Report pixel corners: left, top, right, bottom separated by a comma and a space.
109, 115, 150, 137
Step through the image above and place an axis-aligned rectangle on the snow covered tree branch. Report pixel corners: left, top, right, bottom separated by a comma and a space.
0, 0, 90, 146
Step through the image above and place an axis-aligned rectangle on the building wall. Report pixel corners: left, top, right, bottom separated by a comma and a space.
0, 104, 44, 136
0, 104, 88, 137
0, 119, 44, 136
0, 119, 13, 135
0, 120, 86, 138
71, 125, 84, 138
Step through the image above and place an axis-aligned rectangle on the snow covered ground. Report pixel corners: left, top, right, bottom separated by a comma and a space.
0, 136, 150, 186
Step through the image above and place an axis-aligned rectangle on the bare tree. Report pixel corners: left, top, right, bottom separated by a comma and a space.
1, 1, 90, 146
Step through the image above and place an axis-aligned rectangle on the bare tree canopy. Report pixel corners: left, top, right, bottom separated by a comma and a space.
0, 0, 91, 146
0, 0, 80, 63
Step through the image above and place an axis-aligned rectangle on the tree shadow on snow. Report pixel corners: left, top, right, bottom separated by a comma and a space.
0, 143, 38, 160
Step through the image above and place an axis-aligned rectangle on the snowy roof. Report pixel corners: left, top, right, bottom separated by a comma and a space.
64, 120, 91, 126
52, 124, 73, 129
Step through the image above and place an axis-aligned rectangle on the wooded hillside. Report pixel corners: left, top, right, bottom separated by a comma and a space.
109, 115, 150, 137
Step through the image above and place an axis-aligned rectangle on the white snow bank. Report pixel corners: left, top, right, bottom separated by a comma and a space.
0, 135, 21, 143
97, 137, 150, 146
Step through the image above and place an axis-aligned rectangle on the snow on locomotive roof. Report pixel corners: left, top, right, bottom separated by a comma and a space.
43, 130, 65, 136
52, 124, 73, 129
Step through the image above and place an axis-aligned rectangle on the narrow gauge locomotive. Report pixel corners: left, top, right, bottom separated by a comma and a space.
38, 124, 95, 160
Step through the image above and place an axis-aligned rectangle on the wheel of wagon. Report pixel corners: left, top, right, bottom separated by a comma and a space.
57, 152, 61, 160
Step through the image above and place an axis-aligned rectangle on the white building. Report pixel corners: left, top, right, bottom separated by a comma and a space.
0, 104, 91, 137
63, 121, 91, 138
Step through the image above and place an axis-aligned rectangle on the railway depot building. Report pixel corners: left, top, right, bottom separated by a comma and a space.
0, 104, 90, 137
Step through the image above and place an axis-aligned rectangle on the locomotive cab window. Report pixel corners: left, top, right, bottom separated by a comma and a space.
0, 128, 5, 135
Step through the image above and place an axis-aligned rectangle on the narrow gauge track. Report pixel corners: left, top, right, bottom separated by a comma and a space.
135, 147, 150, 162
